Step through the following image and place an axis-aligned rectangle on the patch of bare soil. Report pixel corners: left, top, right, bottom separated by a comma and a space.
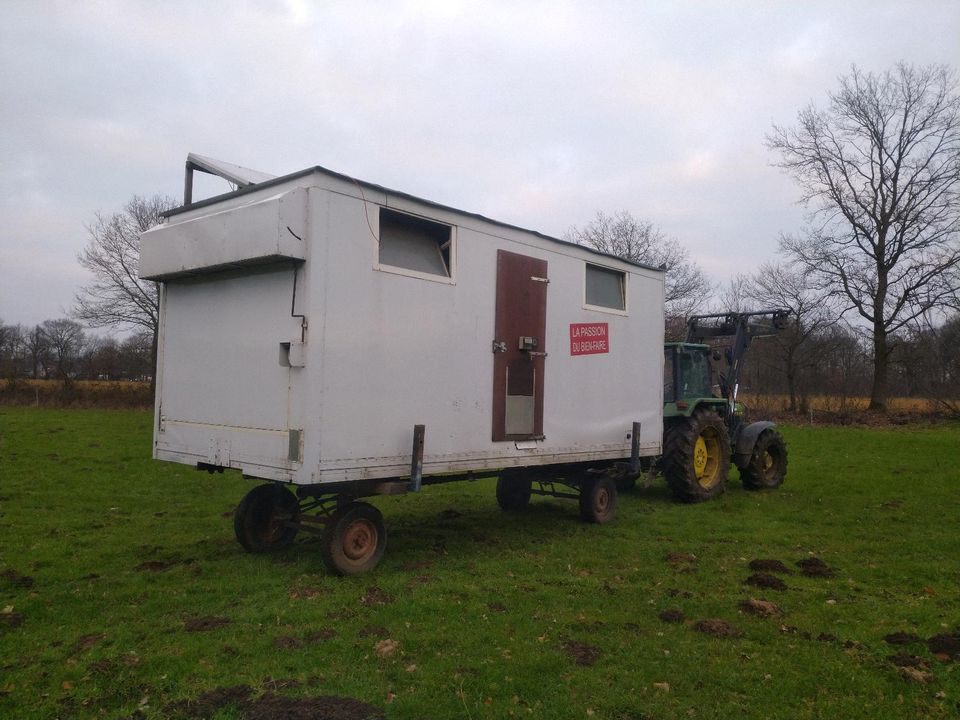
748, 559, 792, 574
357, 625, 388, 639
562, 640, 601, 666
928, 632, 960, 661
739, 599, 783, 618
373, 639, 399, 658
487, 602, 507, 613
817, 633, 838, 642
305, 628, 336, 643
1, 569, 35, 588
695, 619, 742, 638
658, 609, 686, 624
665, 552, 697, 568
244, 692, 385, 720
888, 652, 929, 669
184, 616, 230, 632
1, 612, 24, 629
745, 573, 787, 591
164, 685, 253, 719
884, 632, 922, 646
360, 586, 394, 607
87, 659, 117, 675
272, 636, 303, 650
72, 632, 106, 653
796, 557, 836, 578
898, 666, 936, 684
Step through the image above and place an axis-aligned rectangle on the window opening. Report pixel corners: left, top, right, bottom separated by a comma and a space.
379, 208, 451, 277
585, 263, 626, 310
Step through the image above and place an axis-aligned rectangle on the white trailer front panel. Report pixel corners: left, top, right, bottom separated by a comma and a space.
142, 167, 665, 486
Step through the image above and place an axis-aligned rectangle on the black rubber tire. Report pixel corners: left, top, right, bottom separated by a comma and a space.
321, 502, 386, 576
578, 476, 618, 524
615, 473, 638, 492
663, 409, 731, 503
496, 470, 532, 511
234, 483, 299, 553
740, 429, 788, 490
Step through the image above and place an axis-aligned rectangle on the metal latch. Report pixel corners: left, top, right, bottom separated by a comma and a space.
492, 340, 507, 353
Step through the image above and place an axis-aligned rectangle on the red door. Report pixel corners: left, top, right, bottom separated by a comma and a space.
493, 250, 548, 441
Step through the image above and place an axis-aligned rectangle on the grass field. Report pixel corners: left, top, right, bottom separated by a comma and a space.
1, 408, 958, 719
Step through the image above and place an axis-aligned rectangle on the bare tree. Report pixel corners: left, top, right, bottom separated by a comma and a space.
41, 319, 85, 381
768, 63, 960, 410
565, 210, 713, 318
742, 262, 840, 412
23, 325, 49, 379
74, 194, 176, 388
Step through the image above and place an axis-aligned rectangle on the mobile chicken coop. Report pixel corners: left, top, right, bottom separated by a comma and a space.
141, 154, 665, 574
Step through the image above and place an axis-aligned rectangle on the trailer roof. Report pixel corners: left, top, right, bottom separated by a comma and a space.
164, 160, 664, 274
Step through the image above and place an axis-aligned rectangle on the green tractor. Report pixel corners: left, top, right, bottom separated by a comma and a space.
660, 310, 790, 502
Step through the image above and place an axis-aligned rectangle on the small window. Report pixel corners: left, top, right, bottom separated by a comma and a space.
585, 263, 626, 311
379, 208, 451, 278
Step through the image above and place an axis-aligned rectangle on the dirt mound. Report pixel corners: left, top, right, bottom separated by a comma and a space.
745, 573, 787, 591
244, 693, 385, 720
796, 557, 835, 578
887, 652, 929, 669
72, 632, 106, 653
164, 685, 253, 719
695, 619, 742, 638
1, 569, 35, 588
305, 628, 336, 643
658, 609, 686, 624
487, 602, 507, 613
164, 687, 385, 720
360, 586, 394, 607
562, 640, 601, 666
272, 636, 303, 650
1, 611, 24, 629
928, 632, 960, 661
884, 632, 922, 646
665, 552, 697, 568
739, 599, 783, 618
748, 559, 792, 574
184, 616, 230, 632
817, 633, 838, 642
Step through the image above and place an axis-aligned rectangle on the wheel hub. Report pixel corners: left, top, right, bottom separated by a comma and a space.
342, 519, 377, 561
693, 437, 709, 476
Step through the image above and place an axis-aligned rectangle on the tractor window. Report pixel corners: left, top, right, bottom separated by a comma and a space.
676, 349, 712, 399
663, 347, 675, 403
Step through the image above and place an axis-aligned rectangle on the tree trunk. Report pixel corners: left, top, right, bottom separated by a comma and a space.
869, 324, 888, 411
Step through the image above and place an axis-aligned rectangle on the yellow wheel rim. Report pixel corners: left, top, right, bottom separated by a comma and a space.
694, 428, 720, 488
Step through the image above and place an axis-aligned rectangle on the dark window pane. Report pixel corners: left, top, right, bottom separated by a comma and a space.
585, 264, 625, 310
379, 209, 451, 277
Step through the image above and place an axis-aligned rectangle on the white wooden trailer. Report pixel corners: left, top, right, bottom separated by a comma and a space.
141, 154, 665, 574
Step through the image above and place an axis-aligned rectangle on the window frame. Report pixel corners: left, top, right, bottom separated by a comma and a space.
583, 262, 629, 315
374, 207, 457, 285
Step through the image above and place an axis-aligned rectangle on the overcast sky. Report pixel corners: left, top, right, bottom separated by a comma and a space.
2, 0, 958, 329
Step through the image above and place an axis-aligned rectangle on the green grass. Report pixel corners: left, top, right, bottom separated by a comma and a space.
1, 408, 958, 719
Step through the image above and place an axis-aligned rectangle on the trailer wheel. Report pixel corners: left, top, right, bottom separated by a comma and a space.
496, 470, 532, 511
321, 502, 386, 576
234, 483, 299, 553
579, 476, 618, 524
740, 429, 788, 490
663, 409, 731, 503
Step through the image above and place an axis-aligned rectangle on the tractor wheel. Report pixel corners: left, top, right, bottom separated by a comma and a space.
234, 483, 300, 553
740, 429, 788, 490
321, 502, 386, 576
663, 409, 731, 503
578, 476, 618, 524
496, 470, 532, 511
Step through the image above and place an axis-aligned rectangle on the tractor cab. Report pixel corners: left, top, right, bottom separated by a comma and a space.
663, 342, 724, 417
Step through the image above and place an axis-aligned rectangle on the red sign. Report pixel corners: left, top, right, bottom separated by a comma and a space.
570, 323, 609, 355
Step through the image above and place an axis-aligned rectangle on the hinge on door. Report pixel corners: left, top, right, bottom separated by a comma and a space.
530, 276, 549, 283
492, 340, 507, 353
